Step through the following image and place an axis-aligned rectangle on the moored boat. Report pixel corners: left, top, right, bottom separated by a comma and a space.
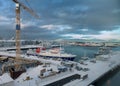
27, 47, 76, 61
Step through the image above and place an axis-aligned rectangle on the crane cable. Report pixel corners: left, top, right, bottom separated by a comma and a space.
25, 0, 34, 13
22, 0, 35, 39
25, 0, 40, 19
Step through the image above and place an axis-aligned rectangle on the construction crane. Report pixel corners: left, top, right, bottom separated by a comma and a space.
12, 0, 40, 71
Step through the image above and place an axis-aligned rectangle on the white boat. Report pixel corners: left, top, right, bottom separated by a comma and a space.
81, 51, 89, 60
27, 47, 76, 61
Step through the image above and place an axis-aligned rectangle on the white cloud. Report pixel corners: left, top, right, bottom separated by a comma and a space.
0, 15, 37, 30
21, 22, 35, 28
40, 24, 72, 31
40, 24, 55, 30
80, 28, 88, 32
82, 28, 120, 40
0, 15, 14, 25
62, 28, 120, 40
0, 15, 9, 21
55, 11, 68, 17
112, 9, 120, 13
62, 34, 84, 39
97, 28, 120, 40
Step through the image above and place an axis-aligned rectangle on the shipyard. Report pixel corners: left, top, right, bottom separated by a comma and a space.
0, 0, 120, 86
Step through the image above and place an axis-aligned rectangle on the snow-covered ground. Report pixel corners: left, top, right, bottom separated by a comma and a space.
0, 51, 120, 86
65, 51, 120, 86
0, 73, 13, 85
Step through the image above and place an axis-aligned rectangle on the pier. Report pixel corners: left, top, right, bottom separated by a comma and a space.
0, 45, 42, 51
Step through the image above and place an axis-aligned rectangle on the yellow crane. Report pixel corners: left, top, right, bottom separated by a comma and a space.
12, 0, 40, 70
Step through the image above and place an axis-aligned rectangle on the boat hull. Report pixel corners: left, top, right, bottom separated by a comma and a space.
27, 53, 75, 61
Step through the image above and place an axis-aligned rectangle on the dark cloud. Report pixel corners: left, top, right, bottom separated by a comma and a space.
0, 0, 120, 40
0, 25, 15, 39
0, 1, 3, 6
21, 26, 60, 40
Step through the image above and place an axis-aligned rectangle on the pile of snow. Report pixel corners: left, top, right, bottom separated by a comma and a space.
0, 73, 13, 85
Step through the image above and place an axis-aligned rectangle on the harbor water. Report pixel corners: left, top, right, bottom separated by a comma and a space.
64, 45, 120, 86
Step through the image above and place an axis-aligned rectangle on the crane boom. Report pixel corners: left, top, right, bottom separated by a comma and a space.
13, 0, 40, 19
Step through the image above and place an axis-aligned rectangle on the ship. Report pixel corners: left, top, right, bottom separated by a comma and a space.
94, 46, 111, 56
26, 47, 76, 61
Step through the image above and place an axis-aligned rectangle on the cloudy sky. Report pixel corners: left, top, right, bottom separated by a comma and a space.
0, 0, 120, 41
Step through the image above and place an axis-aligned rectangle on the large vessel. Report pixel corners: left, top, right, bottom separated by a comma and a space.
27, 47, 76, 61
